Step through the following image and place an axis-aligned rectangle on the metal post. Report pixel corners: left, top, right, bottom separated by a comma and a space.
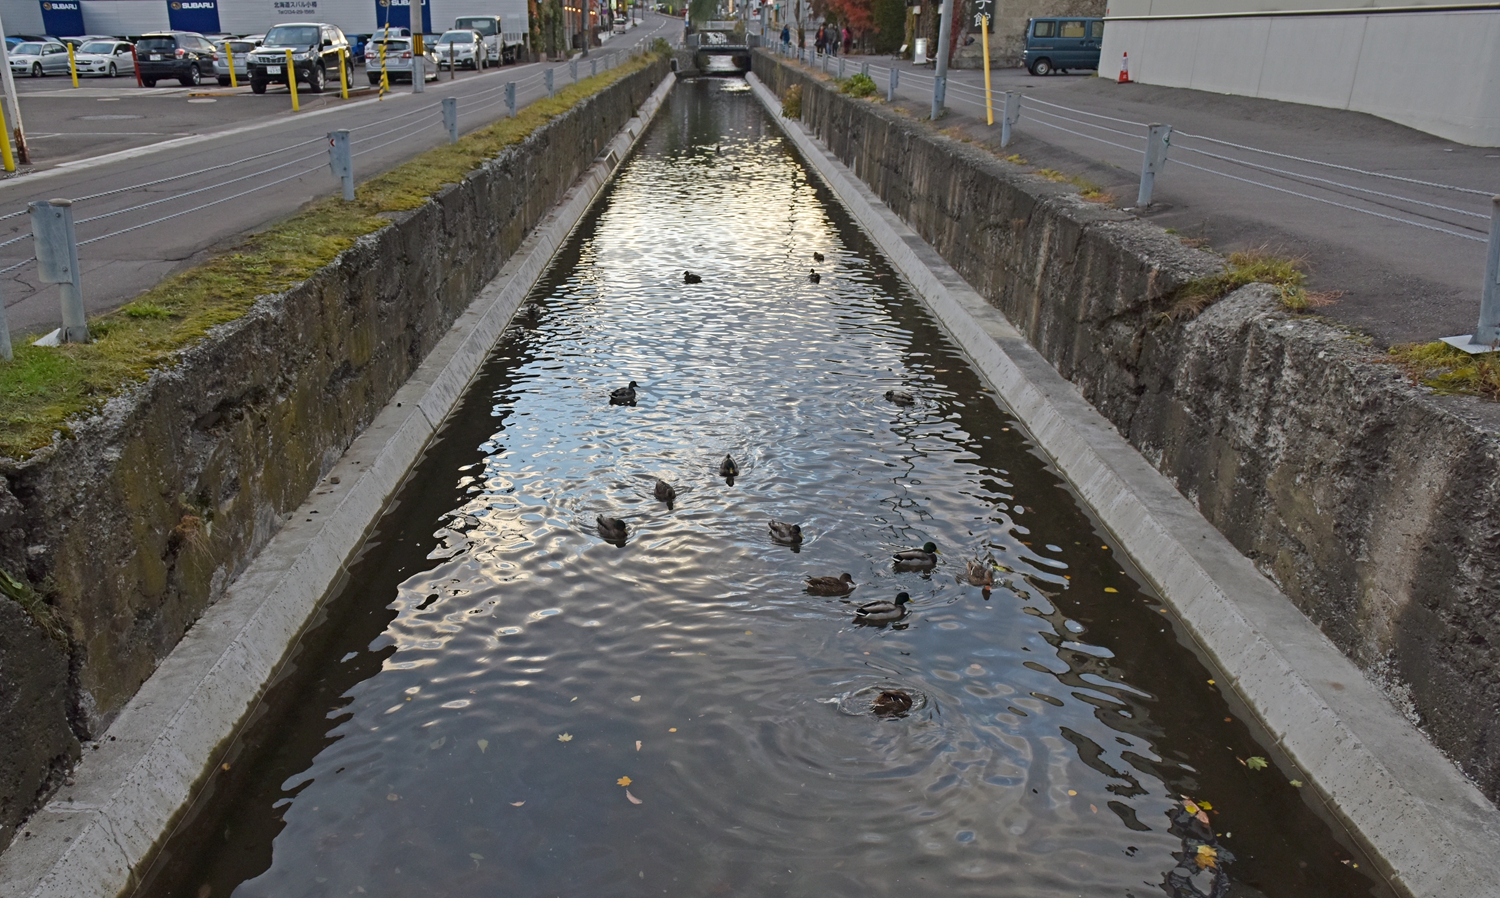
1137, 122, 1170, 207
860, 61, 868, 78
591, 58, 597, 77
30, 199, 87, 344
571, 58, 578, 82
226, 41, 237, 88
378, 41, 389, 98
837, 56, 844, 79
546, 67, 554, 97
67, 43, 77, 88
442, 96, 458, 143
327, 130, 353, 200
0, 283, 10, 361
338, 47, 348, 98
0, 12, 31, 164
413, 54, 425, 92
505, 81, 516, 117
1472, 197, 1500, 345
887, 66, 897, 101
931, 0, 953, 120
286, 49, 300, 111
1000, 90, 1019, 146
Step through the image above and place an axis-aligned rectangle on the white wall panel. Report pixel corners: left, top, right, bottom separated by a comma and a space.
1254, 15, 1363, 107
78, 0, 168, 34
0, 0, 49, 34
1186, 17, 1269, 94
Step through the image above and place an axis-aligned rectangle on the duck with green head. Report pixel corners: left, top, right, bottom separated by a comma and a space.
893, 542, 939, 571
854, 591, 912, 625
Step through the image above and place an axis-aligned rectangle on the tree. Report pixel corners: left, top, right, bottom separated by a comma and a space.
870, 0, 902, 52
821, 0, 873, 31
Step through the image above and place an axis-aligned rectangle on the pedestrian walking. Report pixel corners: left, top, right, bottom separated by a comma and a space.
780, 22, 790, 52
815, 25, 826, 55
842, 26, 852, 54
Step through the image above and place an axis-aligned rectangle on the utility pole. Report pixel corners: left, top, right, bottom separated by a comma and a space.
930, 0, 953, 120
0, 11, 28, 164
582, 0, 591, 56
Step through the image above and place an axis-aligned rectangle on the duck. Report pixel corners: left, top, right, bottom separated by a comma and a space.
963, 558, 995, 592
523, 303, 541, 322
683, 270, 703, 284
871, 689, 913, 717
596, 515, 628, 543
719, 454, 739, 478
854, 591, 912, 625
812, 251, 825, 262
808, 269, 821, 284
805, 572, 855, 596
893, 542, 939, 571
884, 389, 915, 406
769, 520, 803, 545
654, 478, 676, 507
609, 381, 638, 405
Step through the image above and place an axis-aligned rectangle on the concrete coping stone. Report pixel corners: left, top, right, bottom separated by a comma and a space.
744, 70, 1500, 898
0, 71, 677, 898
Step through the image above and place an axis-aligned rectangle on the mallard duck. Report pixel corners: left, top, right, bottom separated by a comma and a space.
884, 389, 914, 406
871, 689, 913, 717
654, 478, 676, 507
609, 381, 638, 405
596, 515, 628, 543
719, 455, 739, 478
808, 269, 821, 284
769, 520, 803, 545
805, 573, 855, 596
963, 558, 995, 591
854, 591, 911, 625
893, 542, 939, 571
812, 251, 825, 262
683, 270, 703, 284
523, 303, 541, 321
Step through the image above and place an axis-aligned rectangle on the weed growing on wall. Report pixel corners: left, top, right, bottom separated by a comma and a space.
782, 84, 803, 119
1390, 342, 1500, 399
1166, 249, 1308, 320
839, 73, 877, 98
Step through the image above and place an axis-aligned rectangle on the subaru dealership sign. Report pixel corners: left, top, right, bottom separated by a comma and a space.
167, 0, 220, 33
375, 0, 431, 34
38, 0, 85, 35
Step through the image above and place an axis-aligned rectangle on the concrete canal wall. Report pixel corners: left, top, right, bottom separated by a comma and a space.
750, 52, 1500, 896
0, 56, 669, 878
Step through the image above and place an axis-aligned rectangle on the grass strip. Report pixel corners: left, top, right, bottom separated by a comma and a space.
1165, 248, 1308, 320
1390, 341, 1500, 398
0, 51, 661, 461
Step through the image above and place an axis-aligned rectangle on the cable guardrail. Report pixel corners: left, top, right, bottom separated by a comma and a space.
72, 148, 329, 226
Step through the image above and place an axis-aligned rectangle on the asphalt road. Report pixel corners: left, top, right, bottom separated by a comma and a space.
812, 51, 1498, 347
0, 15, 678, 337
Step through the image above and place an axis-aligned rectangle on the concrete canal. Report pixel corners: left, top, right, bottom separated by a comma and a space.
136, 77, 1390, 898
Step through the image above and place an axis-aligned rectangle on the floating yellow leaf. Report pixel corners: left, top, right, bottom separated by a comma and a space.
1199, 801, 1213, 810
1289, 779, 1304, 788
668, 728, 677, 733
1067, 790, 1077, 796
630, 695, 641, 702
1207, 679, 1215, 685
558, 733, 573, 742
1195, 845, 1218, 870
478, 739, 489, 753
1103, 587, 1118, 593
617, 776, 632, 787
1182, 800, 1200, 815
626, 789, 643, 805
510, 801, 525, 806
1245, 756, 1268, 770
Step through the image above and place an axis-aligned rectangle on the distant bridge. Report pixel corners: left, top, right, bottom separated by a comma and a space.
685, 20, 756, 72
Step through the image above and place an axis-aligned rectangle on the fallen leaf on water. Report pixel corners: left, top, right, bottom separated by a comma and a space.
1067, 790, 1077, 796
1103, 587, 1118, 593
470, 853, 483, 860
558, 733, 573, 742
630, 695, 641, 702
430, 737, 446, 750
1207, 679, 1215, 686
387, 793, 399, 802
1289, 779, 1304, 788
635, 741, 642, 751
1198, 801, 1213, 810
626, 790, 643, 805
1244, 756, 1269, 771
478, 739, 489, 753
571, 697, 578, 702
221, 763, 231, 771
1195, 845, 1218, 870
1182, 800, 1200, 815
617, 776, 633, 787
1090, 804, 1098, 813
668, 728, 677, 733
510, 801, 525, 807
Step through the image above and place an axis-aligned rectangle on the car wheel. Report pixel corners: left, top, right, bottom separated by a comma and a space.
250, 77, 267, 94
367, 73, 380, 86
108, 62, 117, 77
217, 75, 230, 86
180, 64, 201, 87
143, 76, 157, 87
307, 62, 325, 93
1030, 57, 1052, 76
30, 63, 41, 78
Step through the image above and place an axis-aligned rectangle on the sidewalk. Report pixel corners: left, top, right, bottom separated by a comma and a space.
806, 53, 1497, 348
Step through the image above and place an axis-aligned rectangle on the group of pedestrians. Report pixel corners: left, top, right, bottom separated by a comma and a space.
778, 22, 854, 55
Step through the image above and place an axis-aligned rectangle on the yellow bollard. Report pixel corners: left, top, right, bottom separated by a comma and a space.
378, 42, 389, 99
338, 47, 348, 99
67, 43, 78, 88
981, 15, 993, 126
0, 99, 15, 173
285, 49, 300, 111
226, 41, 237, 88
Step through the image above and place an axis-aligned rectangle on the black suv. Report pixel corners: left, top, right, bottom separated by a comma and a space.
135, 31, 217, 87
246, 22, 351, 95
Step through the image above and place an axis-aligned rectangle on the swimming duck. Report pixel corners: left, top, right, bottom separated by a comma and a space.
812, 251, 825, 262
884, 389, 915, 406
854, 591, 912, 625
596, 515, 628, 543
808, 269, 821, 284
523, 303, 541, 321
719, 454, 739, 478
963, 558, 995, 592
805, 573, 855, 596
683, 270, 703, 284
871, 689, 913, 717
609, 381, 638, 405
654, 478, 676, 507
893, 542, 939, 571
769, 520, 804, 545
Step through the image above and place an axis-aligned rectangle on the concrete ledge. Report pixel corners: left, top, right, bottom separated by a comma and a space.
0, 71, 675, 898
746, 72, 1500, 898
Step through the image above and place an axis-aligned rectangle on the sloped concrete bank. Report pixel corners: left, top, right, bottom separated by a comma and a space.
749, 56, 1500, 896
0, 58, 671, 893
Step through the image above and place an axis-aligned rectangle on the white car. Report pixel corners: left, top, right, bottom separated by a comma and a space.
9, 41, 71, 78
364, 37, 438, 84
433, 29, 485, 69
71, 40, 135, 78
213, 37, 260, 85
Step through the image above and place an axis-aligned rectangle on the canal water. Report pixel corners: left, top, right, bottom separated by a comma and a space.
138, 77, 1390, 898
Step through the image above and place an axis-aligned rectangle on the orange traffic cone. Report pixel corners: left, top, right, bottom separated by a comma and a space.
1118, 51, 1131, 83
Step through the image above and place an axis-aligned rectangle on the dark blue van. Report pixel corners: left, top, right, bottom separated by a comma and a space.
1023, 17, 1104, 76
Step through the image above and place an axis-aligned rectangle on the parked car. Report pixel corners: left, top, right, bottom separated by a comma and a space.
1023, 16, 1103, 76
348, 33, 370, 63
213, 37, 259, 85
9, 41, 71, 78
247, 23, 351, 94
72, 40, 135, 77
135, 31, 218, 86
364, 36, 437, 84
58, 35, 114, 51
433, 29, 484, 69
452, 15, 502, 66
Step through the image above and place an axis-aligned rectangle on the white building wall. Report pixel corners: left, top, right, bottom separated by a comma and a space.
1099, 4, 1500, 146
0, 0, 49, 34
79, 0, 169, 34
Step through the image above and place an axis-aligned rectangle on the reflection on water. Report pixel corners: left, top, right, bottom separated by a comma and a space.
139, 78, 1389, 898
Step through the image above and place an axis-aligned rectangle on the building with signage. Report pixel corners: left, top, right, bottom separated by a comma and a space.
1098, 0, 1500, 147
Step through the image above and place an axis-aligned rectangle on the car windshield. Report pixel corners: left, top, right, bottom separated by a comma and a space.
136, 37, 177, 51
79, 41, 115, 54
454, 18, 496, 35
13, 42, 42, 55
262, 26, 319, 47
437, 31, 471, 43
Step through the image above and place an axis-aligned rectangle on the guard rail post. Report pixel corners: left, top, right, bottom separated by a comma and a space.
30, 199, 87, 344
1137, 122, 1170, 207
571, 58, 579, 83
545, 67, 554, 98
591, 58, 597, 77
837, 57, 844, 78
1449, 196, 1500, 350
860, 61, 868, 78
887, 67, 897, 102
286, 49, 300, 111
505, 81, 516, 117
0, 284, 11, 361
1000, 91, 1019, 147
413, 55, 426, 93
442, 97, 459, 142
327, 130, 353, 200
